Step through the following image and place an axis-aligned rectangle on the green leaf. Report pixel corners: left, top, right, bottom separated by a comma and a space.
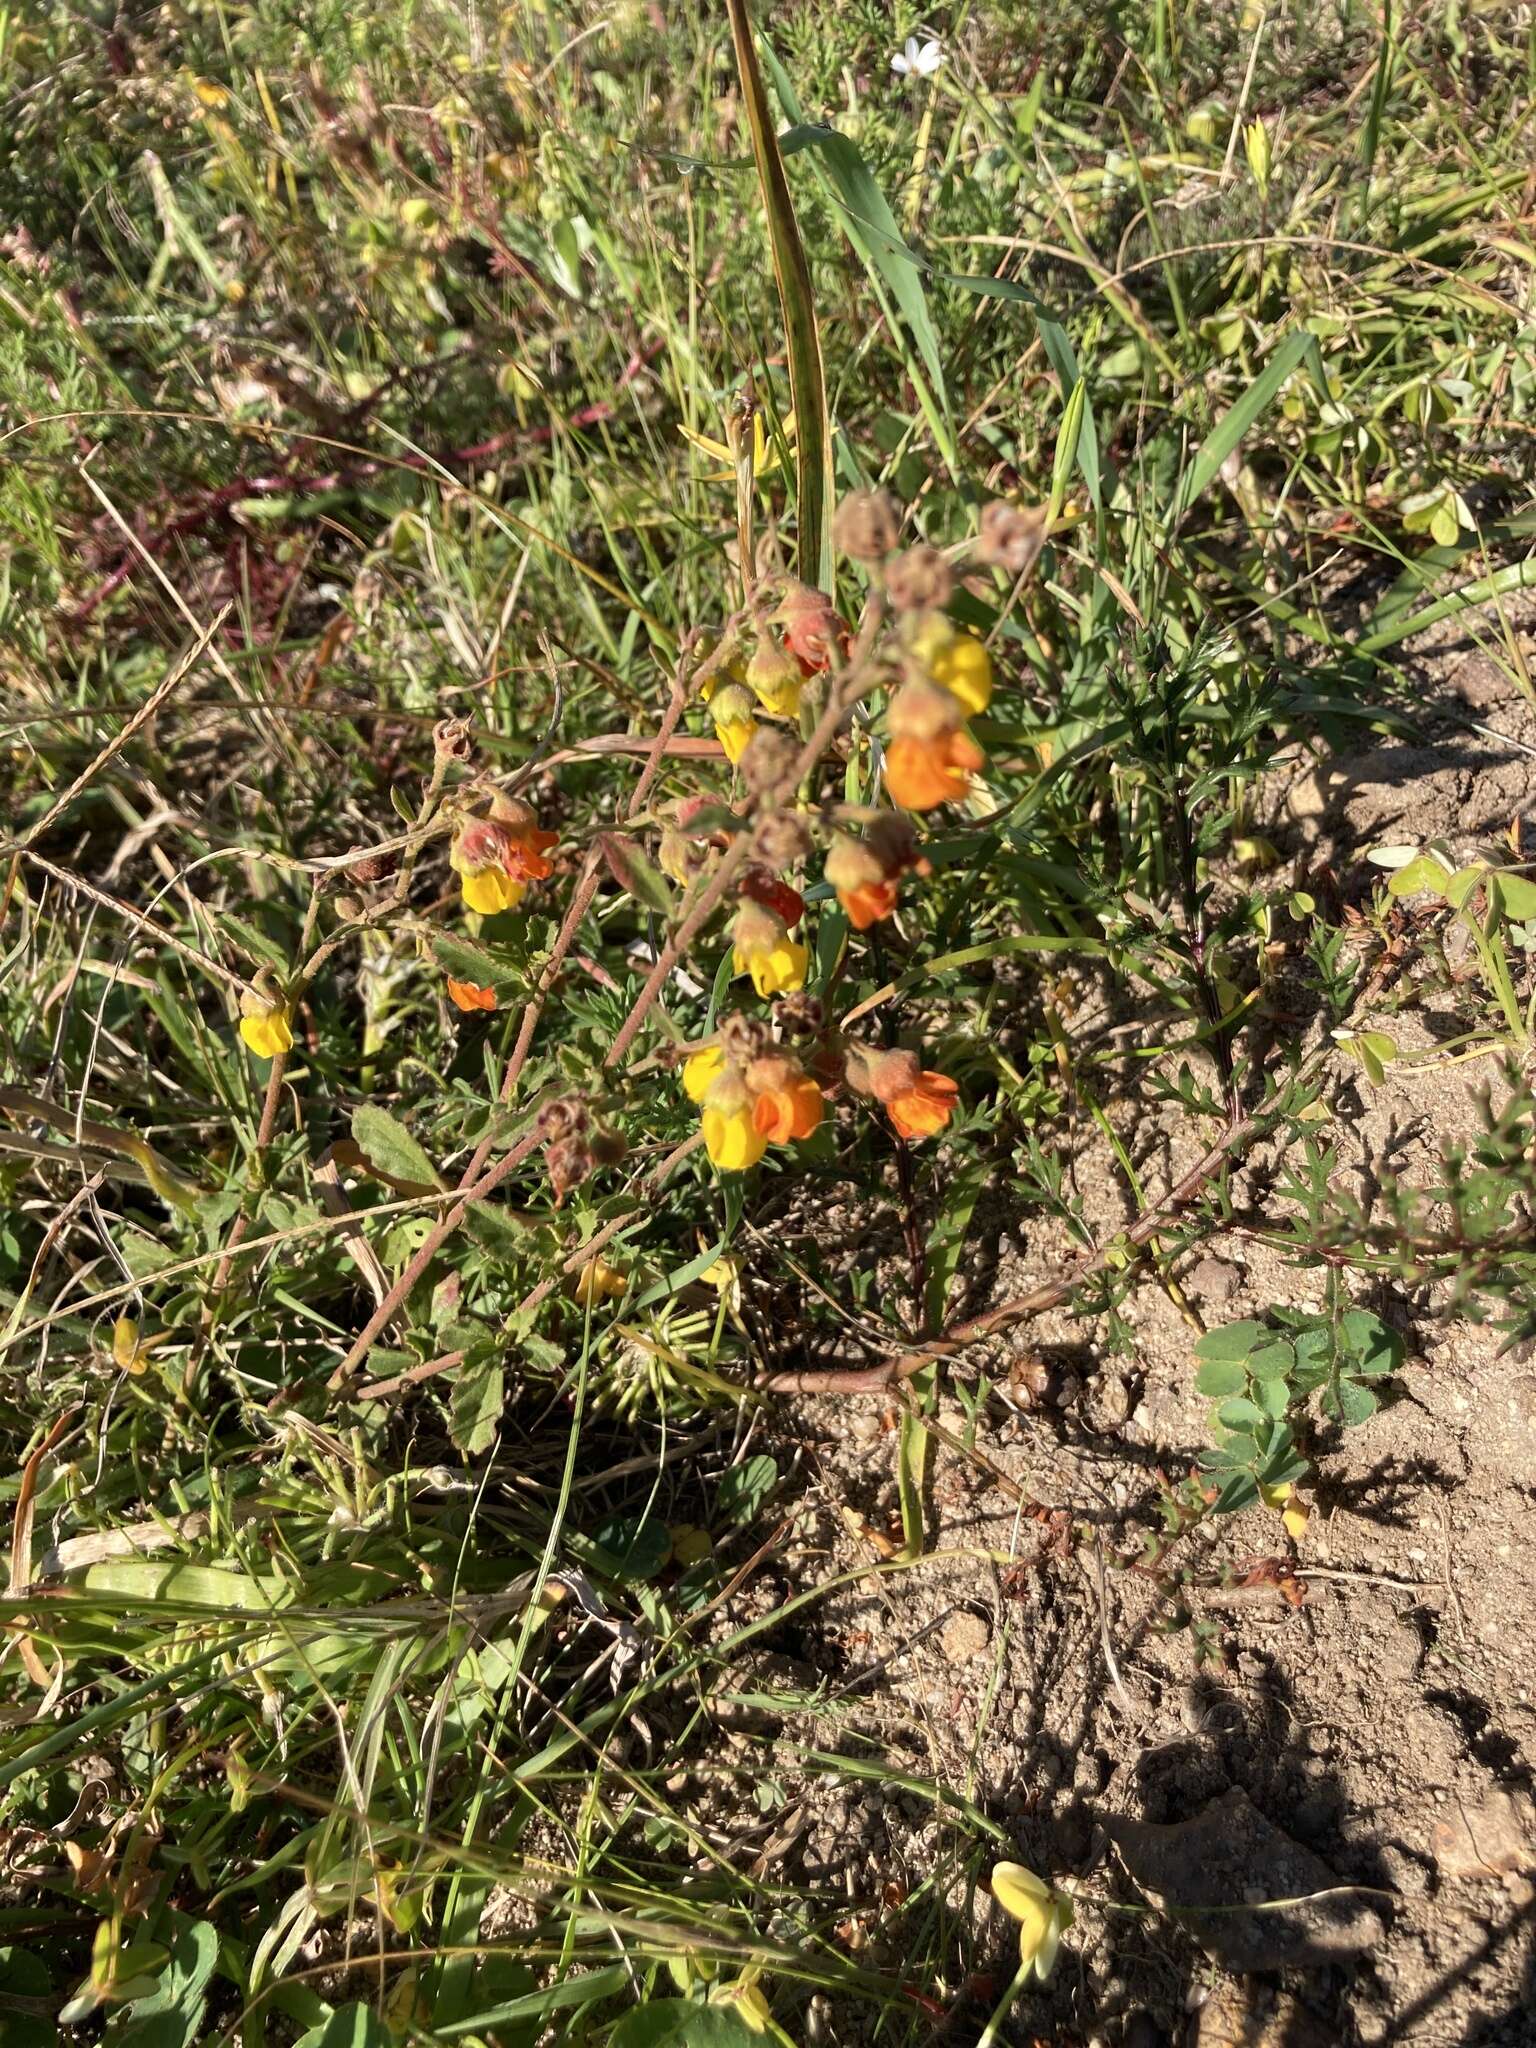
1385, 854, 1452, 899
724, 2, 833, 587
350, 1104, 441, 1190
587, 1514, 671, 1582
596, 833, 676, 918
1246, 1340, 1295, 1381
0, 1948, 55, 2048
1217, 1396, 1265, 1431
762, 94, 955, 473
716, 1454, 779, 1524
431, 934, 517, 995
1254, 1375, 1292, 1419
295, 2006, 394, 2048
1333, 1379, 1380, 1426
80, 1560, 287, 1611
607, 2003, 765, 2048
1192, 1319, 1267, 1362
450, 1352, 505, 1458
1168, 330, 1322, 531
1195, 1356, 1249, 1398
1493, 872, 1536, 920
116, 1915, 217, 2048
1213, 1472, 1260, 1514
1340, 1308, 1403, 1378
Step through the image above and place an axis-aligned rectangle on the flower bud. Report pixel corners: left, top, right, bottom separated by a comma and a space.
537, 1094, 590, 1143
751, 809, 812, 869
772, 580, 845, 672
716, 1012, 770, 1066
345, 846, 399, 885
434, 717, 473, 763
544, 1136, 592, 1202
977, 500, 1047, 576
745, 635, 803, 719
739, 725, 797, 796
883, 543, 953, 613
774, 991, 824, 1036
833, 489, 901, 562
824, 833, 885, 895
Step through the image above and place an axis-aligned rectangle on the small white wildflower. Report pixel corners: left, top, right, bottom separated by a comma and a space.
891, 36, 944, 79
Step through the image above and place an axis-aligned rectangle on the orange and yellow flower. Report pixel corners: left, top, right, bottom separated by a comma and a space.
732, 898, 808, 1000
451, 805, 556, 916
885, 678, 984, 811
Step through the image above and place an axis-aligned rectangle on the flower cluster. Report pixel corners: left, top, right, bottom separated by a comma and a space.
680, 1011, 958, 1171
683, 1016, 824, 1171
702, 576, 847, 764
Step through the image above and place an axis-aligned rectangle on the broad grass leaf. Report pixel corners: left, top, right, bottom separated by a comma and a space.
724, 0, 833, 587
1168, 329, 1323, 531
295, 2006, 393, 2048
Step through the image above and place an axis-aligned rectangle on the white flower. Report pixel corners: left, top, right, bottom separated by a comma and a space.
891, 36, 944, 79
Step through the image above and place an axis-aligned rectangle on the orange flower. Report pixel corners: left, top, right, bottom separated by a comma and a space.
447, 977, 497, 1012
886, 1071, 959, 1140
885, 729, 984, 810
884, 677, 984, 811
748, 1057, 823, 1143
825, 833, 898, 930
501, 820, 557, 881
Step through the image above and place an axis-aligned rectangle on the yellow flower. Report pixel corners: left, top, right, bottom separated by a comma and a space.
930, 631, 994, 717
683, 1046, 726, 1101
701, 1095, 768, 1172
460, 867, 525, 916
708, 1979, 775, 2035
681, 407, 797, 483
709, 681, 758, 766
239, 999, 293, 1059
732, 900, 807, 1000
745, 635, 804, 719
991, 1862, 1073, 1982
569, 1258, 628, 1308
1261, 1480, 1310, 1543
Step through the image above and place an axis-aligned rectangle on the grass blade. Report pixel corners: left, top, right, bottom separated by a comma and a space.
725, 0, 834, 588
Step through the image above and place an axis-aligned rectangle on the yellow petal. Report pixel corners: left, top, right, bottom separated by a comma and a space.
991, 1861, 1051, 1920
461, 868, 525, 915
931, 634, 993, 717
717, 715, 756, 765
679, 424, 733, 464
239, 1007, 294, 1059
744, 937, 808, 999
683, 1047, 726, 1102
702, 1104, 768, 1171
